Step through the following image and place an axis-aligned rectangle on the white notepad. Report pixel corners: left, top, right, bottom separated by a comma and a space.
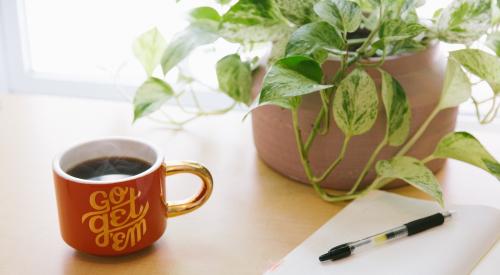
265, 191, 500, 275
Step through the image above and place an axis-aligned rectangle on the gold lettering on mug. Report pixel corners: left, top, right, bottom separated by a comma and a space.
82, 187, 149, 251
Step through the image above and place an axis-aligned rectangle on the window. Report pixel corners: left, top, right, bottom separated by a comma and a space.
1, 0, 233, 105
0, 0, 479, 118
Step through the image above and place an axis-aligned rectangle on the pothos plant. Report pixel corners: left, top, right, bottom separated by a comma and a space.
132, 0, 500, 206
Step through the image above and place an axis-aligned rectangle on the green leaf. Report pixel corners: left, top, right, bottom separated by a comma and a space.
285, 21, 344, 63
258, 56, 332, 108
493, 0, 500, 24
373, 20, 426, 53
377, 20, 426, 43
161, 26, 219, 75
132, 28, 167, 76
252, 96, 302, 111
387, 38, 427, 56
486, 31, 500, 57
384, 0, 423, 20
314, 0, 362, 33
333, 68, 378, 136
437, 57, 471, 109
274, 0, 319, 25
350, 0, 376, 12
216, 54, 252, 105
451, 49, 500, 95
219, 0, 290, 43
435, 0, 491, 44
432, 132, 500, 181
376, 156, 444, 206
188, 7, 221, 31
133, 77, 174, 121
380, 70, 411, 146
189, 7, 220, 22
269, 29, 294, 64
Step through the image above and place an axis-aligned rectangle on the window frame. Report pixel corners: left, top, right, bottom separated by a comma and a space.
0, 0, 137, 100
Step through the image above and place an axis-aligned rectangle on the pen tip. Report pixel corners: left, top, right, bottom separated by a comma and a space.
318, 244, 352, 262
443, 210, 455, 219
319, 253, 330, 262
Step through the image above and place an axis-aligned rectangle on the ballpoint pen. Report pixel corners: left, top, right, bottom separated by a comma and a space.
319, 211, 454, 262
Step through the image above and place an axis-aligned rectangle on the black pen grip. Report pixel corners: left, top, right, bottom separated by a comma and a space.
404, 213, 445, 236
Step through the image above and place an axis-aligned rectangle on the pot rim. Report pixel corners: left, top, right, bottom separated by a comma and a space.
325, 41, 439, 64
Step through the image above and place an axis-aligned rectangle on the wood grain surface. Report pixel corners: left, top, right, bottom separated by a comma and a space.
0, 94, 499, 275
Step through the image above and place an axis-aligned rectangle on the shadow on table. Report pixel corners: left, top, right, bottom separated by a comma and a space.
67, 244, 157, 265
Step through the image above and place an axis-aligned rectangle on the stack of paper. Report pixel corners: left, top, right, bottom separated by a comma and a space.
266, 191, 500, 275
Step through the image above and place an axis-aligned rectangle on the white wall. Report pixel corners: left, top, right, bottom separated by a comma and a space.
0, 0, 9, 93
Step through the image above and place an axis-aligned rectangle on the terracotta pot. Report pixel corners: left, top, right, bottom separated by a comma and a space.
251, 44, 458, 190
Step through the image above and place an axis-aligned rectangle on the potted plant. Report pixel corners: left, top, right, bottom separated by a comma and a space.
131, 0, 500, 205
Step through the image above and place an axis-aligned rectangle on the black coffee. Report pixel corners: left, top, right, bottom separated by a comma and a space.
67, 157, 152, 181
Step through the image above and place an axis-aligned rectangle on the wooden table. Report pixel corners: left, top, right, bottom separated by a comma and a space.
0, 94, 499, 275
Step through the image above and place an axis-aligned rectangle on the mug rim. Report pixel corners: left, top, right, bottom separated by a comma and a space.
53, 136, 163, 185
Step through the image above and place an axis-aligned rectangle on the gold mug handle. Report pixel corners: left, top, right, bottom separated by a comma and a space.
162, 161, 213, 217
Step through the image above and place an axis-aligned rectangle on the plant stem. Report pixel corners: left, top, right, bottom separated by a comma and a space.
319, 90, 331, 135
348, 136, 388, 195
396, 106, 440, 157
472, 97, 483, 122
292, 108, 364, 202
422, 155, 435, 164
480, 96, 499, 124
361, 107, 442, 192
347, 38, 368, 45
359, 49, 387, 68
313, 136, 351, 183
291, 107, 323, 195
356, 7, 383, 56
304, 107, 326, 152
474, 96, 495, 105
290, 7, 390, 203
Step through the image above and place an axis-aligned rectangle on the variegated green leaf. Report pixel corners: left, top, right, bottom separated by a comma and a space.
437, 57, 471, 109
219, 0, 290, 43
258, 56, 332, 108
435, 0, 491, 44
269, 29, 294, 64
161, 26, 218, 75
314, 0, 362, 33
188, 7, 221, 31
285, 21, 344, 63
373, 19, 426, 53
493, 0, 500, 24
351, 0, 376, 12
132, 28, 167, 76
388, 0, 424, 19
380, 70, 411, 146
451, 49, 500, 95
432, 132, 500, 181
133, 77, 174, 121
353, 0, 425, 17
251, 96, 302, 111
377, 20, 426, 42
486, 31, 500, 57
216, 54, 252, 105
333, 68, 378, 136
376, 156, 444, 206
274, 0, 319, 25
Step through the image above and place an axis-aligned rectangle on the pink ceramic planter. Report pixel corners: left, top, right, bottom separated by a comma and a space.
251, 44, 458, 190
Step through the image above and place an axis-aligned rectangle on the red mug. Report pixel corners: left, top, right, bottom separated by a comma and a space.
53, 137, 213, 256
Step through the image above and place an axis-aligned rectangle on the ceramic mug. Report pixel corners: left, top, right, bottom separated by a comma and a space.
53, 137, 213, 256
